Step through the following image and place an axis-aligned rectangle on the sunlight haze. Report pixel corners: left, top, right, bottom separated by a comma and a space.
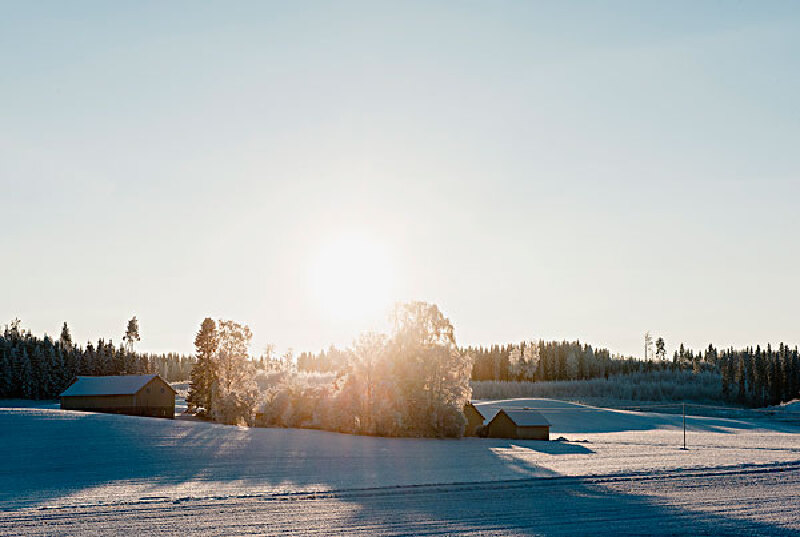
2, 1, 799, 357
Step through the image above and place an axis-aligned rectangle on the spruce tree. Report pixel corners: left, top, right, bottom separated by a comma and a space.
59, 322, 73, 351
726, 355, 736, 401
123, 316, 141, 353
737, 356, 746, 402
721, 356, 730, 400
187, 318, 218, 416
20, 348, 33, 399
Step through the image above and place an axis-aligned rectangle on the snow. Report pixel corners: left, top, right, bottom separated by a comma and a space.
473, 397, 791, 434
771, 399, 800, 414
471, 401, 502, 424
499, 408, 550, 427
1, 399, 799, 535
60, 375, 161, 397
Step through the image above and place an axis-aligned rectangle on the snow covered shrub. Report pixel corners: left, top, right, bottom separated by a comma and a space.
431, 403, 467, 438
212, 381, 259, 426
256, 374, 337, 429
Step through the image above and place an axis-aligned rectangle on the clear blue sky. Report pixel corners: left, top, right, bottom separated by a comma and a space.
2, 1, 799, 357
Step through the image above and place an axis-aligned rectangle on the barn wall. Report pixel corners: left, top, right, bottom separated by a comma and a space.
463, 404, 484, 436
486, 412, 517, 438
516, 426, 549, 440
61, 395, 135, 410
134, 377, 176, 418
135, 377, 175, 407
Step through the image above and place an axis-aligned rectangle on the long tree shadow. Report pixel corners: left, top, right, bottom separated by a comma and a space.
333, 447, 800, 536
2, 409, 574, 510
2, 408, 799, 536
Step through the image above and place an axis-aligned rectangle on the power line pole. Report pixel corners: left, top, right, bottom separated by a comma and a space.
682, 402, 687, 450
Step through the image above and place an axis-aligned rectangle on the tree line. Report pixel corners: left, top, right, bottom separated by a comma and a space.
468, 341, 617, 381
296, 346, 350, 373
0, 318, 194, 400
718, 344, 800, 407
661, 341, 799, 407
299, 339, 686, 384
465, 338, 800, 408
5, 312, 797, 412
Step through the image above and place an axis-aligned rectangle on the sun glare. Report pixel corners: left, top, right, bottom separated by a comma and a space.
309, 234, 394, 322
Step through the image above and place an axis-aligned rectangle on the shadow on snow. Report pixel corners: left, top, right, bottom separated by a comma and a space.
0, 408, 798, 536
474, 398, 798, 435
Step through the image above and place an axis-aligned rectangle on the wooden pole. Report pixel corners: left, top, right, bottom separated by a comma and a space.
682, 402, 686, 450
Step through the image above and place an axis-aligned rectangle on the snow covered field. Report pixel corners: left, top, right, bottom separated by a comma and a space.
2, 399, 799, 536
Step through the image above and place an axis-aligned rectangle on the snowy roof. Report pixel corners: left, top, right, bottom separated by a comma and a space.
471, 404, 503, 425
499, 409, 550, 427
60, 375, 168, 397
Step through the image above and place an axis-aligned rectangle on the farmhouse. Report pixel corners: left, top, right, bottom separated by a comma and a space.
60, 374, 175, 418
486, 408, 550, 440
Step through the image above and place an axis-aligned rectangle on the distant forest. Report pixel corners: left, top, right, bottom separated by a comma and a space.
0, 320, 194, 400
299, 339, 800, 408
298, 340, 635, 381
2, 316, 798, 409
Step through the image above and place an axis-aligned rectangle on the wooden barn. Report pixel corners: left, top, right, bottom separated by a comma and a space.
60, 374, 175, 418
463, 402, 489, 436
486, 408, 550, 440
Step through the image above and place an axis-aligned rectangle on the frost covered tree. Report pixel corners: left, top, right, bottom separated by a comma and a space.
280, 348, 295, 372
388, 302, 472, 437
344, 332, 393, 434
508, 341, 540, 380
508, 346, 523, 379
521, 341, 540, 379
264, 302, 473, 437
259, 343, 279, 371
566, 348, 579, 379
644, 332, 654, 361
211, 320, 259, 425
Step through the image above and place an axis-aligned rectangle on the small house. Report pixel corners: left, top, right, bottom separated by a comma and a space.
463, 402, 485, 436
463, 401, 505, 436
485, 408, 550, 440
60, 374, 175, 418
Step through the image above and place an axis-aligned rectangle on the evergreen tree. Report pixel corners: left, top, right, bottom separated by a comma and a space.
736, 355, 746, 402
187, 318, 218, 416
655, 337, 666, 361
781, 344, 793, 402
123, 316, 141, 353
721, 356, 730, 399
59, 322, 73, 351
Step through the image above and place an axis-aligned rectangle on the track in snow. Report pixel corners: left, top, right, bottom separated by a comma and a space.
3, 464, 799, 536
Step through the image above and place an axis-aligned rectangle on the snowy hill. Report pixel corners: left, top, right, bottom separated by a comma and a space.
472, 398, 793, 434
1, 401, 799, 535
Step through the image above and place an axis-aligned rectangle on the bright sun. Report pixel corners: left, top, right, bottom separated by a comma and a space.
309, 234, 394, 322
